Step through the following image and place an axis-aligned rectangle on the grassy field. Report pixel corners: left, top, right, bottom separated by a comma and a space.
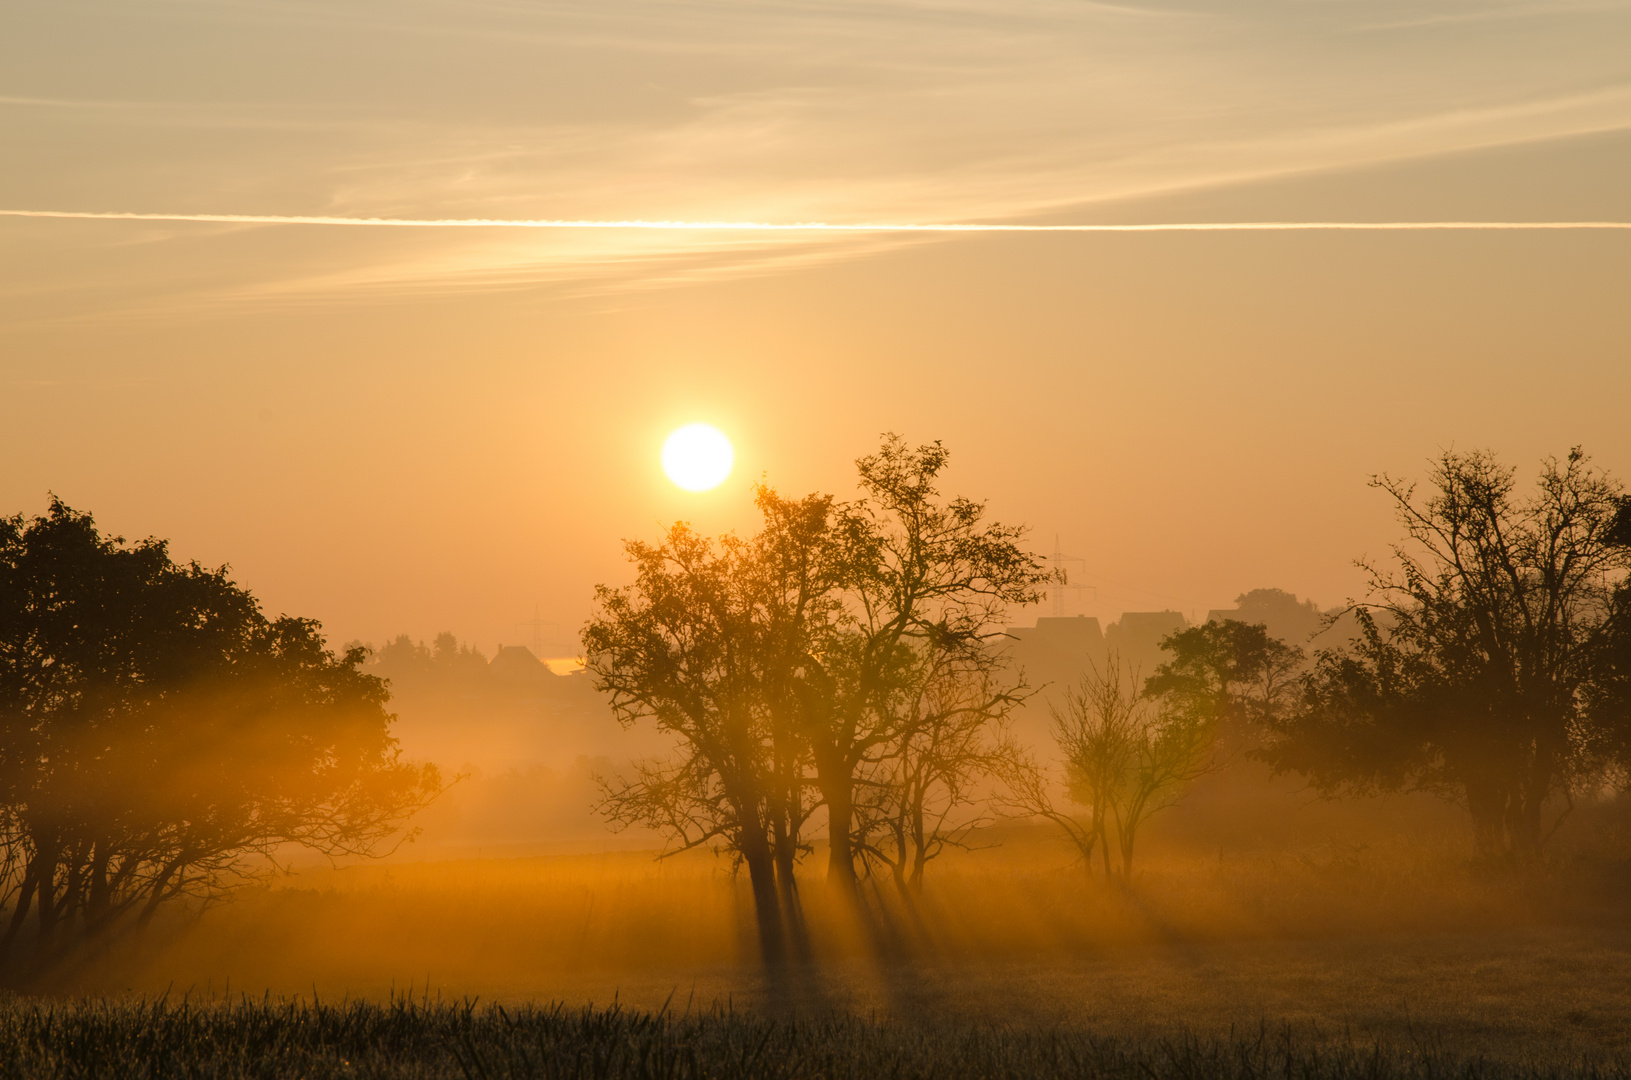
3, 993, 1631, 1080
9, 827, 1631, 1076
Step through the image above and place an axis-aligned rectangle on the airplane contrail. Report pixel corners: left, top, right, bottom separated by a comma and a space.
2, 208, 1630, 231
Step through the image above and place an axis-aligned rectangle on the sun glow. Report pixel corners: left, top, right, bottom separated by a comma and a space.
661, 424, 734, 491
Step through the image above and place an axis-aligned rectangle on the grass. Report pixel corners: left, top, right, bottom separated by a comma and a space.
12, 826, 1631, 1076
0, 994, 1628, 1080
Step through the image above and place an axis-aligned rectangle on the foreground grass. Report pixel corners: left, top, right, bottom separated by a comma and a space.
0, 996, 1627, 1080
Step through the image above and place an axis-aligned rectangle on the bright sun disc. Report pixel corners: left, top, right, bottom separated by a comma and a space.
662, 424, 734, 491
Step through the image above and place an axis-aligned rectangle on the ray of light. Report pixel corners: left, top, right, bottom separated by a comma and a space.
2, 209, 1631, 231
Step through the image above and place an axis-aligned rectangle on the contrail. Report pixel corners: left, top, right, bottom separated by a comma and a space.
2, 208, 1630, 231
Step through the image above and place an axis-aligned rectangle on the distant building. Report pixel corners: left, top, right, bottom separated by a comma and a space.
1104, 610, 1189, 672
491, 643, 549, 681
1205, 588, 1339, 648
1003, 615, 1107, 691
491, 643, 544, 667
1001, 610, 1191, 736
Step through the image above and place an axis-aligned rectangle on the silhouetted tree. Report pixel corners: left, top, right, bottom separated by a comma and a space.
1261, 450, 1630, 857
792, 437, 1046, 896
1581, 497, 1631, 793
583, 508, 822, 967
1002, 655, 1214, 880
585, 438, 1043, 953
0, 500, 440, 973
751, 488, 840, 948
854, 667, 1018, 898
1146, 620, 1304, 750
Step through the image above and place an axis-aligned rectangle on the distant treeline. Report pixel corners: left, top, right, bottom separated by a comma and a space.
2, 438, 1629, 979
581, 437, 1631, 966
346, 632, 584, 698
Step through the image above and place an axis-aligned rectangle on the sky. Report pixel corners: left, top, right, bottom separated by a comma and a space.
3, 0, 1630, 656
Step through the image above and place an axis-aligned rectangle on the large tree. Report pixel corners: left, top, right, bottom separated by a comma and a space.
1261, 450, 1630, 856
585, 437, 1044, 957
583, 496, 829, 967
0, 500, 439, 972
787, 437, 1046, 894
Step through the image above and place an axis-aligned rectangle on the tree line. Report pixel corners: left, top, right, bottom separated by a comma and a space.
584, 439, 1631, 965
2, 440, 1628, 977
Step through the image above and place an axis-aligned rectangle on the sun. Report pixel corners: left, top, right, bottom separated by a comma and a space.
661, 423, 734, 491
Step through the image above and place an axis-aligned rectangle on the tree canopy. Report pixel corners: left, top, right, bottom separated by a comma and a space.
1260, 450, 1631, 856
0, 500, 439, 972
583, 436, 1045, 964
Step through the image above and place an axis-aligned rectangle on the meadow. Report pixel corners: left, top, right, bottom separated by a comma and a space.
9, 821, 1628, 1077
5, 993, 1631, 1080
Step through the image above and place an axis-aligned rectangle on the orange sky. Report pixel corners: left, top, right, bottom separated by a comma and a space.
3, 0, 1630, 654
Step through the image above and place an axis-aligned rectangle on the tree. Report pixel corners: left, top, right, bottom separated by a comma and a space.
0, 500, 439, 972
1580, 496, 1631, 792
1261, 450, 1631, 857
1002, 655, 1215, 881
854, 666, 1017, 898
792, 437, 1047, 895
583, 503, 825, 968
584, 437, 1044, 954
1145, 620, 1305, 749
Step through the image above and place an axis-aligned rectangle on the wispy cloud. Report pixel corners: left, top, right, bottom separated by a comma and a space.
4, 0, 1631, 308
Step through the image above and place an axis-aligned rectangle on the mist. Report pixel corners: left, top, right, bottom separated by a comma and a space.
5, 1, 1631, 1073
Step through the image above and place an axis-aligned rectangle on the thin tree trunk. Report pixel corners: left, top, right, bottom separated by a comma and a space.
908, 801, 926, 895
1520, 739, 1555, 857
137, 856, 188, 931
1096, 814, 1114, 879
32, 847, 59, 953
0, 864, 40, 967
1465, 777, 1508, 857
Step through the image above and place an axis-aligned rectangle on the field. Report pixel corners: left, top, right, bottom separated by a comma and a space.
5, 991, 1631, 1080
7, 824, 1630, 1077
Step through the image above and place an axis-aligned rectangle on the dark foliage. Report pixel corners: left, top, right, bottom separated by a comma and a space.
1259, 450, 1630, 857
0, 500, 440, 973
1146, 620, 1304, 749
583, 437, 1046, 965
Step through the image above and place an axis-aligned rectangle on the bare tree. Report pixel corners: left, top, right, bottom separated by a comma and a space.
856, 667, 1021, 898
1001, 655, 1216, 881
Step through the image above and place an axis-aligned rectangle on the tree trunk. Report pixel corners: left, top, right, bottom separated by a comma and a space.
889, 818, 909, 899
739, 832, 787, 969
1465, 776, 1510, 857
137, 856, 188, 931
770, 820, 809, 962
1518, 738, 1555, 857
818, 760, 859, 895
0, 864, 39, 967
32, 847, 59, 953
85, 842, 111, 927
